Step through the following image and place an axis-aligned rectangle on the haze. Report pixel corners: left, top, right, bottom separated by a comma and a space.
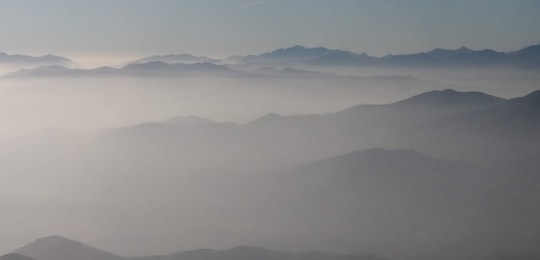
0, 1, 539, 260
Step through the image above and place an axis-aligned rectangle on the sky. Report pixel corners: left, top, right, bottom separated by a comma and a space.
0, 0, 539, 64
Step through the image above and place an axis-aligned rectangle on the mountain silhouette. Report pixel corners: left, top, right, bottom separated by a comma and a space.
11, 237, 384, 260
394, 89, 540, 163
13, 236, 123, 260
0, 52, 74, 66
234, 43, 540, 68
309, 52, 375, 66
238, 45, 357, 64
132, 54, 218, 64
296, 148, 472, 177
391, 88, 505, 108
6, 61, 235, 78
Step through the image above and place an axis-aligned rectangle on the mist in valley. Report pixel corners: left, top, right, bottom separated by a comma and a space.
1, 1, 540, 260
0, 61, 539, 260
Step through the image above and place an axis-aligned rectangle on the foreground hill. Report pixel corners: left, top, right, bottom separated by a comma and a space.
269, 148, 540, 260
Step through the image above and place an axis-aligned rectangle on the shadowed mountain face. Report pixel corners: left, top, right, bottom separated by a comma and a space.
0, 254, 36, 260
268, 148, 540, 260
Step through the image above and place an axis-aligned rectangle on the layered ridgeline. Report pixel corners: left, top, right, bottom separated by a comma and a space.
3, 43, 540, 78
8, 236, 382, 260
230, 44, 540, 68
0, 52, 74, 67
1, 89, 539, 260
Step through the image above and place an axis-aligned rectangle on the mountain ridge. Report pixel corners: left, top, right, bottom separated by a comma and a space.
9, 236, 385, 260
232, 43, 540, 68
13, 235, 123, 260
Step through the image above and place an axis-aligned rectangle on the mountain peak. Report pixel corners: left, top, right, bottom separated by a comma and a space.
456, 46, 473, 52
14, 235, 122, 260
32, 235, 74, 243
250, 112, 282, 124
289, 44, 307, 49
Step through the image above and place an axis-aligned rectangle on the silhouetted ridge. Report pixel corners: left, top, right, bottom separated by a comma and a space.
393, 89, 505, 107
497, 89, 540, 115
511, 43, 540, 56
133, 53, 218, 64
14, 235, 122, 260
298, 148, 469, 177
250, 112, 283, 124
268, 45, 334, 57
517, 89, 540, 103
0, 52, 74, 65
240, 45, 355, 64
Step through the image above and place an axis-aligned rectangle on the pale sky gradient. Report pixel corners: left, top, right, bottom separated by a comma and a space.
0, 0, 539, 61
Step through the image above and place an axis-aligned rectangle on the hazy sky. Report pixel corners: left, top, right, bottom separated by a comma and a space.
0, 0, 539, 60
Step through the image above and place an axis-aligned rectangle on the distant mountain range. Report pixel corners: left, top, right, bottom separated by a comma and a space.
232, 44, 540, 68
4, 61, 422, 84
2, 43, 539, 79
9, 236, 383, 260
5, 62, 236, 78
0, 52, 75, 67
131, 54, 219, 64
130, 43, 540, 68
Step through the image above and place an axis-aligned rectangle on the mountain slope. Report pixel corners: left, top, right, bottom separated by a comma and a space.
273, 147, 539, 260
0, 254, 36, 260
399, 89, 540, 162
